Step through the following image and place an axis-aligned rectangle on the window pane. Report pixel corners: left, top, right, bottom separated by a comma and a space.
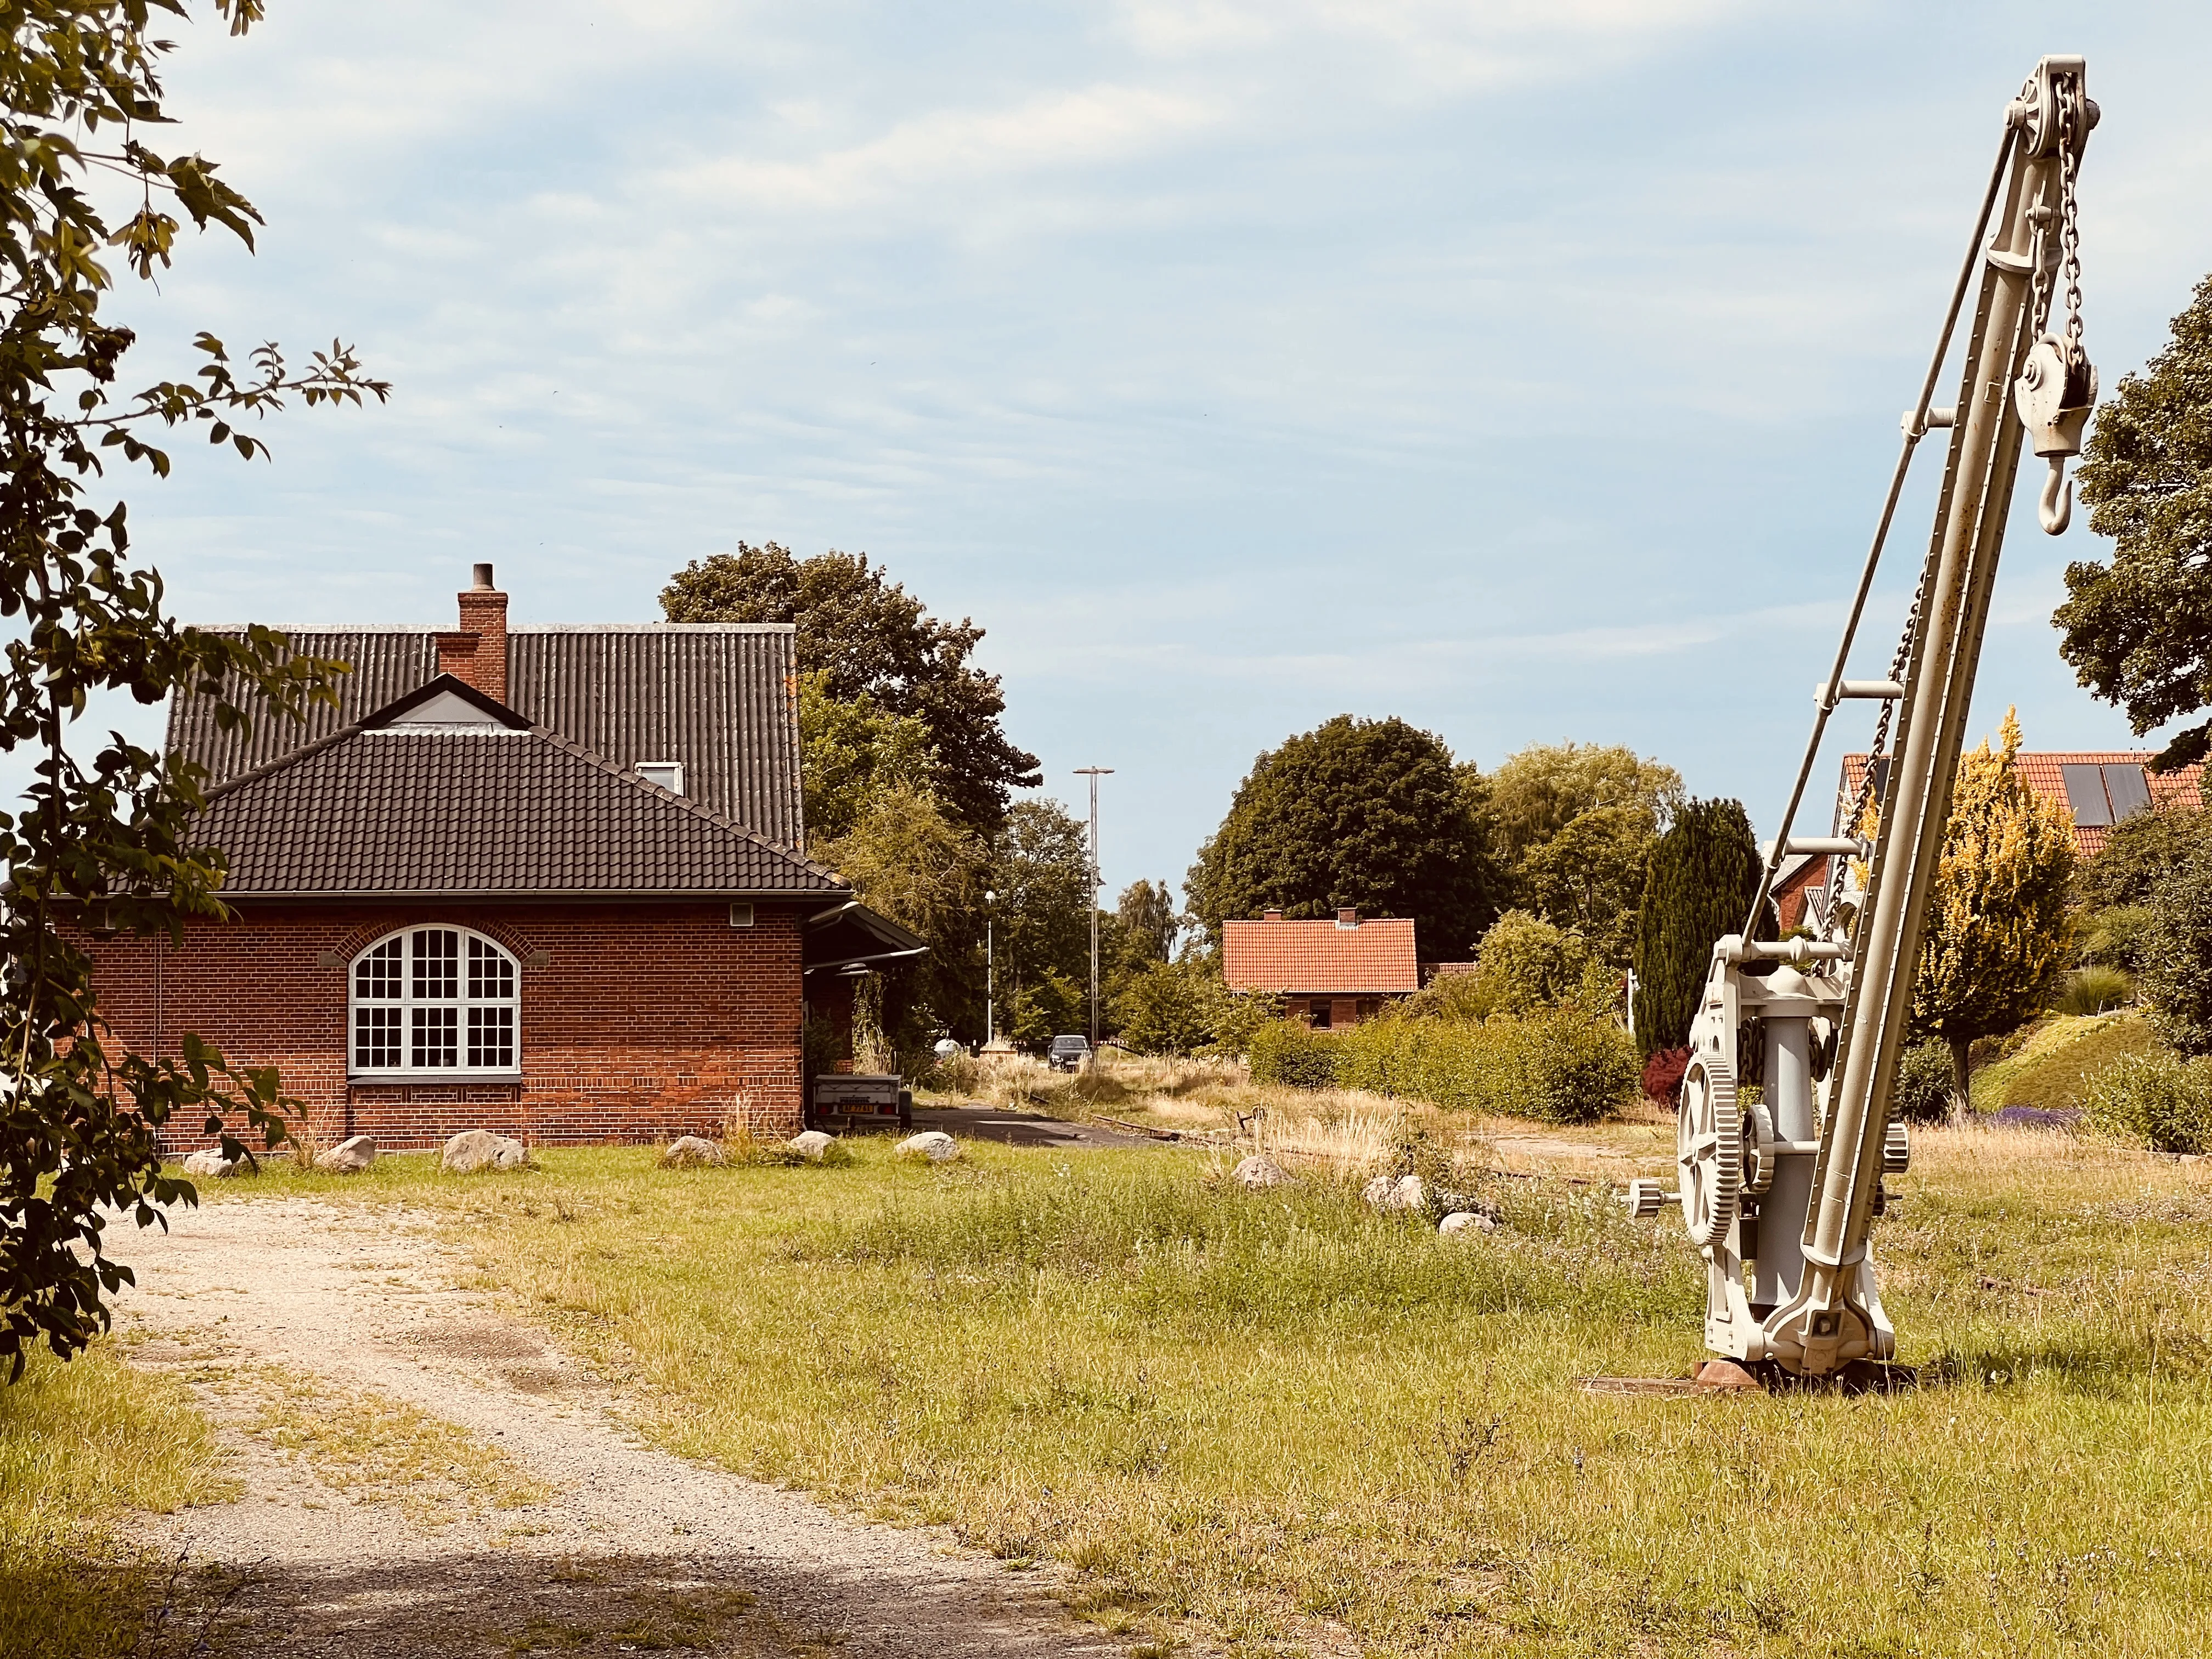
2103, 764, 2152, 822
469, 935, 515, 1001
468, 1006, 515, 1069
2060, 764, 2113, 827
410, 1006, 458, 1068
413, 929, 460, 998
354, 1006, 401, 1069
356, 936, 402, 1001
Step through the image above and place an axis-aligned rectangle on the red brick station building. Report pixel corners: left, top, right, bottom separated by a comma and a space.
88, 566, 920, 1154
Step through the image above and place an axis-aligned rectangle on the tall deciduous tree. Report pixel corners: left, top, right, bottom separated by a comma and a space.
2141, 843, 2212, 1057
1631, 798, 1762, 1058
1186, 715, 1496, 961
1910, 710, 2078, 1108
990, 799, 1091, 1034
661, 543, 1040, 834
1485, 742, 1681, 966
2056, 272, 2212, 772
1, 3, 388, 1375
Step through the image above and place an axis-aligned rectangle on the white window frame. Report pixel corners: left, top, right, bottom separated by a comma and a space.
349, 926, 522, 1079
637, 760, 685, 795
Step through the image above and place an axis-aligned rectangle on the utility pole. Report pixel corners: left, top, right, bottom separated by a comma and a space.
984, 888, 997, 1048
1073, 767, 1114, 1051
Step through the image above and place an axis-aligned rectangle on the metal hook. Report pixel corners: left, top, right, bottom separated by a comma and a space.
2039, 455, 2072, 534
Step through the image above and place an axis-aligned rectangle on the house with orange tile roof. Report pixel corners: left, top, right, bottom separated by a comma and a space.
1783, 749, 2209, 932
1221, 909, 1420, 1030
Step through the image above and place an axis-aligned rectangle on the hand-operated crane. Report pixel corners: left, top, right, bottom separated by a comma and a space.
1622, 56, 2101, 1380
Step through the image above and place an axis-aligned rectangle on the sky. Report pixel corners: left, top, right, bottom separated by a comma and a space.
52, 1, 2212, 900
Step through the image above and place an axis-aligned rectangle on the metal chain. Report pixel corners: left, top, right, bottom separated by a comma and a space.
2057, 78, 2085, 353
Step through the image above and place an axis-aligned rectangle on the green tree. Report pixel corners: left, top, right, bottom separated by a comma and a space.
1631, 798, 1763, 1057
2055, 272, 2212, 773
794, 670, 941, 845
1910, 712, 2078, 1108
1468, 910, 1594, 1017
990, 800, 1091, 1041
2140, 845, 2212, 1057
1110, 961, 1217, 1057
0, 3, 388, 1375
2075, 800, 2212, 909
662, 543, 1040, 833
1484, 741, 1683, 870
1186, 715, 1496, 961
1513, 803, 1658, 967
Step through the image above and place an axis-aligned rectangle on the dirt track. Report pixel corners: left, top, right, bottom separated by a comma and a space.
115, 1197, 1127, 1658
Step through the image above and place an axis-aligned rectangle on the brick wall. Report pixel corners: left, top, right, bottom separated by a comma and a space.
86, 900, 806, 1154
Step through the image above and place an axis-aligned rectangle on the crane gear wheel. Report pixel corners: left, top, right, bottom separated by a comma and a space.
1742, 1099, 1778, 1195
1676, 1054, 1741, 1248
1883, 1120, 1911, 1176
1620, 1178, 1669, 1221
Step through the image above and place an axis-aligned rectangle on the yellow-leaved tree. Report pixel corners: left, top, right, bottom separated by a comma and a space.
1909, 709, 2078, 1110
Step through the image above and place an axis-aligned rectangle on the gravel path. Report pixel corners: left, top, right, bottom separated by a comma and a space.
115, 1198, 1129, 1658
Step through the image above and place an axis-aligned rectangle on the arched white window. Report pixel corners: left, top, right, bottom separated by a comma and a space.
351, 927, 520, 1076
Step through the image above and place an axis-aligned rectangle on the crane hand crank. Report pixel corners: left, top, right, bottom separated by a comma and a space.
1626, 55, 2100, 1379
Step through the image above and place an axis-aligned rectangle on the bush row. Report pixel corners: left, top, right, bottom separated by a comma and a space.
1247, 1007, 1638, 1125
2084, 1051, 2212, 1154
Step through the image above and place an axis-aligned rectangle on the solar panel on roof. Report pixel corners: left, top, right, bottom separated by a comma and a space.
2102, 763, 2151, 822
2059, 763, 2112, 827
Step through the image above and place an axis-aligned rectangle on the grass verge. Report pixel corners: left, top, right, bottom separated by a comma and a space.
193, 1128, 2212, 1656
0, 1339, 238, 1659
1970, 1011, 2165, 1114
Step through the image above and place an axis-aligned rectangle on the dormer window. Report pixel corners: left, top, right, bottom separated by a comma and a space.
637, 761, 685, 796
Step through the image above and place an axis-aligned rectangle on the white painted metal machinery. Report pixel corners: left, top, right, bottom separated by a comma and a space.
1622, 56, 2101, 1379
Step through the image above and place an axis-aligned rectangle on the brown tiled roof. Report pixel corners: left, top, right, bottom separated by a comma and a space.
167, 624, 804, 848
199, 681, 843, 899
1222, 916, 1420, 995
1836, 750, 2205, 859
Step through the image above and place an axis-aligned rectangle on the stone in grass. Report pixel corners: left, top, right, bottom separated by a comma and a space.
659, 1135, 726, 1169
313, 1135, 377, 1175
441, 1128, 529, 1174
1693, 1358, 1764, 1392
1231, 1155, 1291, 1189
1362, 1173, 1430, 1214
180, 1147, 251, 1178
786, 1130, 837, 1161
895, 1130, 961, 1163
1438, 1210, 1497, 1238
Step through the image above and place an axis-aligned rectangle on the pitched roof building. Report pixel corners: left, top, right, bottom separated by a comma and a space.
85, 565, 919, 1155
1221, 909, 1420, 1030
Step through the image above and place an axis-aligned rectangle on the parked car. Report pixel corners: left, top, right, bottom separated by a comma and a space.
1047, 1034, 1092, 1073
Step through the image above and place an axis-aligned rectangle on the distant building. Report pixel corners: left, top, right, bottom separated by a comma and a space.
1784, 749, 2208, 929
1221, 909, 1420, 1029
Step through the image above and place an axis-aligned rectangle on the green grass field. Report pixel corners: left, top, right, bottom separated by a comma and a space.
0, 1339, 236, 1659
194, 1118, 2212, 1658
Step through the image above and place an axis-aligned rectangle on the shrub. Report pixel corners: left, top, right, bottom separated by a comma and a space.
1333, 1006, 1636, 1125
2083, 1051, 2212, 1153
2141, 848, 2212, 1055
1893, 1040, 1955, 1124
1640, 1046, 1690, 1107
2076, 904, 2156, 971
1110, 961, 1216, 1057
2055, 966, 2134, 1017
1468, 910, 1592, 1015
1248, 1020, 1342, 1089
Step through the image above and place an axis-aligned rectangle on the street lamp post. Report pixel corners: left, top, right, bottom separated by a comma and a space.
1073, 767, 1114, 1051
984, 888, 997, 1048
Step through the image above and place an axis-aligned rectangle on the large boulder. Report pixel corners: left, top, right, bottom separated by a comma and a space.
659, 1135, 725, 1169
1360, 1175, 1396, 1210
180, 1148, 250, 1178
1438, 1210, 1497, 1238
895, 1130, 961, 1163
1231, 1155, 1291, 1190
1384, 1174, 1427, 1214
441, 1128, 529, 1174
786, 1130, 837, 1161
313, 1135, 377, 1175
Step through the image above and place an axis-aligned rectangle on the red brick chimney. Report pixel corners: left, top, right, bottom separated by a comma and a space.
437, 562, 509, 701
1336, 906, 1359, 928
1263, 909, 1283, 922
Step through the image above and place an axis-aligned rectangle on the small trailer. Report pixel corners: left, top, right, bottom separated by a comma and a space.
808, 1073, 913, 1135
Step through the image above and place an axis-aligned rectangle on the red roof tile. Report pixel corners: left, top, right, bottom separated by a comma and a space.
1836, 751, 2204, 860
1222, 915, 1420, 995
